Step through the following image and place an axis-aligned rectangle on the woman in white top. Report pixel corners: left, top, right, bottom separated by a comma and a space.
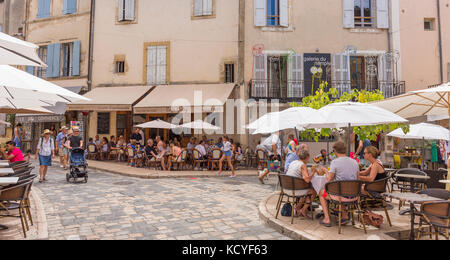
217, 135, 236, 178
286, 150, 316, 218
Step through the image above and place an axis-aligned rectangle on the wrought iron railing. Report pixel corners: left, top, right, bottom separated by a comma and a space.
249, 80, 406, 101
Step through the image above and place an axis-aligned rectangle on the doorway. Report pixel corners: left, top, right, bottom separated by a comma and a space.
267, 55, 288, 99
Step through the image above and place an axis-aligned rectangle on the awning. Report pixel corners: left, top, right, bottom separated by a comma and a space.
134, 84, 236, 114
16, 86, 83, 123
67, 86, 153, 112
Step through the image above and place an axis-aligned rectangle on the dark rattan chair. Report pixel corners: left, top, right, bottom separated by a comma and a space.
325, 180, 366, 235
416, 189, 450, 240
208, 149, 222, 170
362, 177, 392, 227
417, 201, 450, 240
276, 174, 314, 224
0, 180, 33, 238
392, 168, 428, 193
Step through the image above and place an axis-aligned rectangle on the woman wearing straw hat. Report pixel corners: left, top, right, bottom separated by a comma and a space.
35, 129, 55, 183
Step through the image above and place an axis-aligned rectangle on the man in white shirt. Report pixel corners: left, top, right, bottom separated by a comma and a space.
195, 140, 207, 158
263, 132, 281, 160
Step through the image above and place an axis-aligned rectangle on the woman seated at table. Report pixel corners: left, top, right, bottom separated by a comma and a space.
99, 137, 110, 161
358, 146, 387, 194
286, 150, 316, 218
167, 141, 182, 171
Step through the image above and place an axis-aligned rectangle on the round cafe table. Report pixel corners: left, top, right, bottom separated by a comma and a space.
395, 173, 430, 216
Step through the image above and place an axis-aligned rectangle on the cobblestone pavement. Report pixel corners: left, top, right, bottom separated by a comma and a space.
34, 164, 289, 240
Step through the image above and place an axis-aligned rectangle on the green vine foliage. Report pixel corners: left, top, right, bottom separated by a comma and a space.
290, 82, 409, 142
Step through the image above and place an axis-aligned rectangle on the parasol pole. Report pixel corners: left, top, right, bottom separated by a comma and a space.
348, 123, 351, 157
447, 92, 449, 190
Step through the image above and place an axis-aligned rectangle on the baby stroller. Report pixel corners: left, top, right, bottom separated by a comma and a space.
67, 148, 88, 183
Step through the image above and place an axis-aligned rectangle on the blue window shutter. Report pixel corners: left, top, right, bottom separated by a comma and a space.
63, 0, 77, 14
267, 0, 276, 26
72, 41, 81, 76
46, 44, 54, 77
25, 66, 34, 75
52, 43, 61, 78
38, 0, 51, 19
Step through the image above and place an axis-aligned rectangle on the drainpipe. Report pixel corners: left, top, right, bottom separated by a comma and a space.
88, 0, 95, 91
387, 0, 392, 54
437, 0, 444, 83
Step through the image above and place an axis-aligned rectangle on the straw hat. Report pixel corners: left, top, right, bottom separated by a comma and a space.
43, 129, 51, 135
60, 126, 68, 130
72, 126, 80, 132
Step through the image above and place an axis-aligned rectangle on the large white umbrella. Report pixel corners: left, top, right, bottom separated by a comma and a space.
298, 102, 408, 155
0, 65, 89, 104
181, 120, 220, 130
136, 119, 179, 129
388, 123, 450, 141
372, 82, 450, 119
0, 32, 46, 67
247, 107, 315, 135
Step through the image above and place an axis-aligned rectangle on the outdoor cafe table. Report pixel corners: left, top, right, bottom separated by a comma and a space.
394, 173, 430, 216
0, 177, 18, 230
384, 192, 444, 240
0, 168, 14, 176
439, 180, 450, 184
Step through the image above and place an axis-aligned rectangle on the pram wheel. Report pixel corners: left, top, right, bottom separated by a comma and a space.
66, 173, 71, 183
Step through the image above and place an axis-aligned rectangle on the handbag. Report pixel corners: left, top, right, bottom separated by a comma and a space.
281, 203, 292, 217
268, 160, 281, 172
362, 210, 384, 228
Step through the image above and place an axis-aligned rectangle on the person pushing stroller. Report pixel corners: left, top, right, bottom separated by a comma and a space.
66, 127, 88, 183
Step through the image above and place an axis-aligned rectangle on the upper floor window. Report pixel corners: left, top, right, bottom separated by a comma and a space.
343, 0, 389, 29
63, 0, 77, 15
194, 0, 213, 17
37, 0, 51, 19
118, 0, 135, 22
354, 0, 373, 27
254, 0, 289, 28
37, 46, 48, 78
145, 43, 169, 85
424, 18, 435, 31
43, 41, 80, 78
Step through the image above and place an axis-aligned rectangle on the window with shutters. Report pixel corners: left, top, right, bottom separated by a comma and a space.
354, 0, 374, 28
37, 46, 47, 78
254, 0, 289, 28
118, 0, 136, 22
193, 0, 215, 18
116, 61, 125, 74
61, 42, 74, 77
144, 42, 170, 85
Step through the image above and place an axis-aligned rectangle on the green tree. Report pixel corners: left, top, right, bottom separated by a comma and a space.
290, 82, 409, 142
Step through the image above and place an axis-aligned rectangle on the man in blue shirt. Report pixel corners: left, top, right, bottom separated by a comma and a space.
55, 126, 68, 168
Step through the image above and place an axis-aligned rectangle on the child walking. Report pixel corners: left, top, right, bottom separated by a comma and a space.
217, 135, 236, 178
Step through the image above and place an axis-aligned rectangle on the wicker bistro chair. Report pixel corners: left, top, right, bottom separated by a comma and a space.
171, 149, 188, 171
256, 149, 268, 169
416, 189, 450, 240
325, 180, 366, 235
87, 144, 98, 160
276, 174, 315, 224
417, 201, 450, 240
126, 147, 135, 166
209, 149, 222, 170
361, 177, 392, 227
108, 147, 118, 160
0, 180, 33, 238
192, 149, 207, 170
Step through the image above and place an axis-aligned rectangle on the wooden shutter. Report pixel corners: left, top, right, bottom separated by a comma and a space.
279, 0, 289, 27
63, 0, 76, 14
253, 54, 267, 97
118, 0, 125, 21
124, 0, 135, 21
254, 0, 266, 27
377, 0, 389, 29
288, 54, 303, 98
156, 46, 167, 84
38, 0, 50, 18
72, 41, 81, 76
378, 53, 394, 98
342, 0, 354, 28
46, 44, 54, 77
333, 53, 351, 96
203, 0, 213, 16
194, 0, 203, 16
52, 43, 61, 78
